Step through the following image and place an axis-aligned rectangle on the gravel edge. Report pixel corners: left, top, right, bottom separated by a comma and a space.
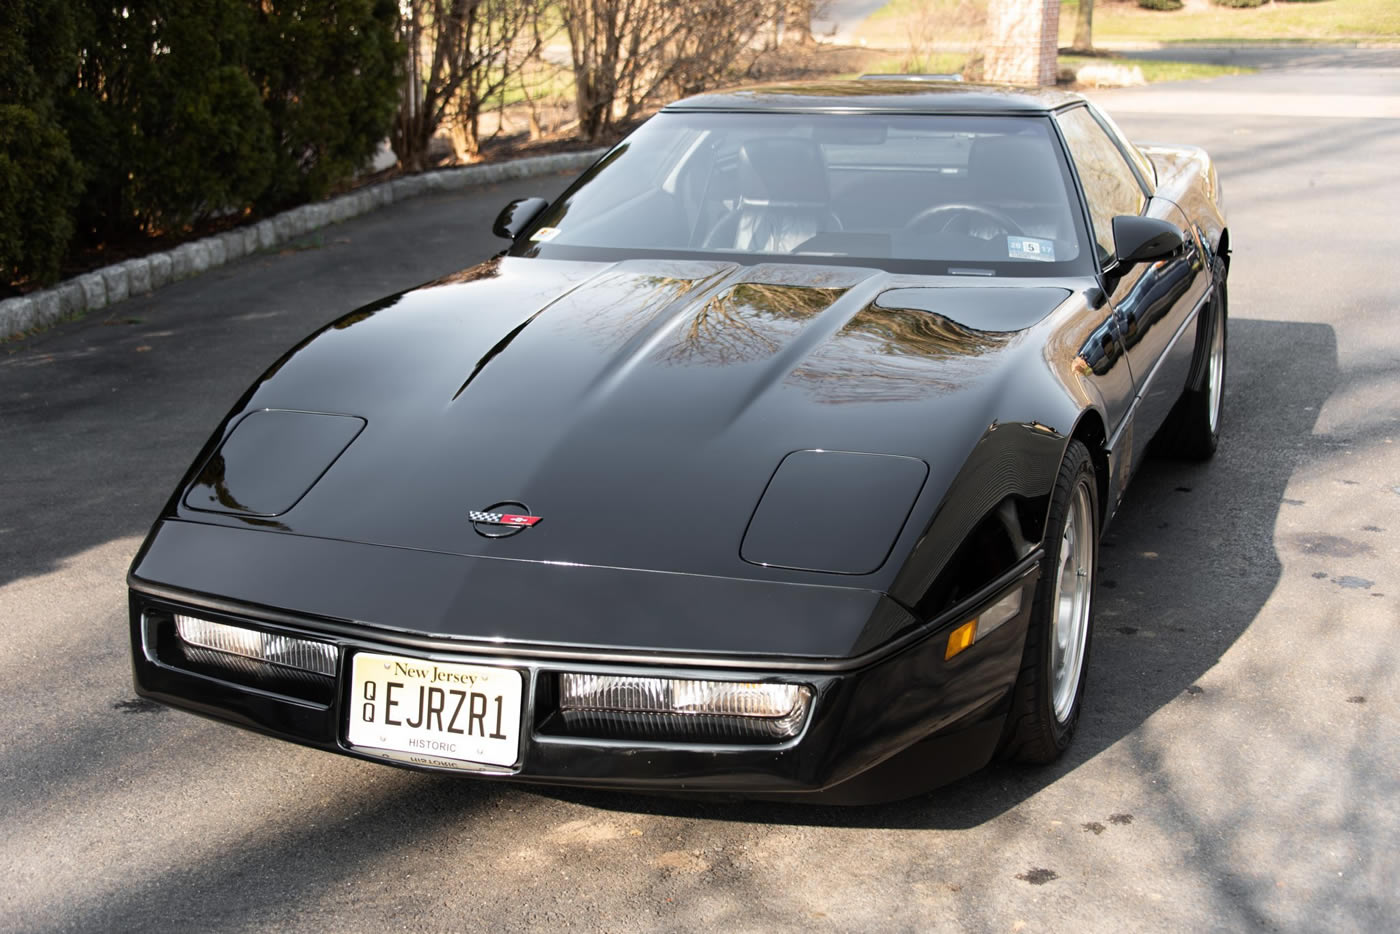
1, 148, 605, 342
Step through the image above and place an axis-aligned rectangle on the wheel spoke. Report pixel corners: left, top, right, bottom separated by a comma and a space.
1051, 480, 1094, 723
1207, 298, 1225, 434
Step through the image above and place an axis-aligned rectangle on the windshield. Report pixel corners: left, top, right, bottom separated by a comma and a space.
513, 111, 1090, 277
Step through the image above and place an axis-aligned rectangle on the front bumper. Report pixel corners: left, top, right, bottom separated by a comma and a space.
128, 563, 1036, 803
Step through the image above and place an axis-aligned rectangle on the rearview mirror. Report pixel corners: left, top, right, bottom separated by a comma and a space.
493, 197, 550, 240
1111, 215, 1185, 266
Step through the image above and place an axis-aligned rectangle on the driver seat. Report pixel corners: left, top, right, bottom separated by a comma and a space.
968, 134, 1073, 241
705, 138, 841, 253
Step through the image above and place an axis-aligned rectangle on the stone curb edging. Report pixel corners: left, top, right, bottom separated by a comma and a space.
1, 148, 606, 342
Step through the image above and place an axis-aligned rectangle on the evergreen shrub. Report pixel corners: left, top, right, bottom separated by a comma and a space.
2, 0, 401, 287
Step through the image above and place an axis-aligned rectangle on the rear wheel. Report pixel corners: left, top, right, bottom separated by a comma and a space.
1157, 255, 1228, 459
999, 440, 1098, 765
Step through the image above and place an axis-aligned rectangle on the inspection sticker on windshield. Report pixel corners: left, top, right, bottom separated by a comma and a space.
529, 226, 560, 242
1007, 236, 1055, 262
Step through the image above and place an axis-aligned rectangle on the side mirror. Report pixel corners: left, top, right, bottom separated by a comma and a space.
1110, 215, 1185, 266
493, 197, 550, 241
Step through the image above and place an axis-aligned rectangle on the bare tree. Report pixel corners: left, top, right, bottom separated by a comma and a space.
903, 0, 989, 75
449, 0, 550, 159
560, 0, 783, 142
392, 0, 548, 171
560, 0, 670, 141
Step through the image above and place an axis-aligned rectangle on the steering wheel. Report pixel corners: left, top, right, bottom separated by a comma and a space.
904, 203, 1025, 238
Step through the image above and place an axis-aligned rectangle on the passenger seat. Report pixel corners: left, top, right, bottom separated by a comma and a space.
704, 138, 842, 253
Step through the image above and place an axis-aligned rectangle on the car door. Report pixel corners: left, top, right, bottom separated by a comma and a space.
1055, 105, 1208, 470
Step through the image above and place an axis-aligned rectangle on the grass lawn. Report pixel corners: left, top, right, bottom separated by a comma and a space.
1059, 53, 1253, 80
855, 51, 973, 75
858, 0, 987, 47
862, 0, 1400, 45
1064, 0, 1400, 45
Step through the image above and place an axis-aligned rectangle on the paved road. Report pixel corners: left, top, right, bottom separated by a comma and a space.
3, 62, 1399, 932
1110, 44, 1400, 70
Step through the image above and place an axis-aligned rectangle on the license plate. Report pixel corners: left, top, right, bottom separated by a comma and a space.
346, 652, 523, 770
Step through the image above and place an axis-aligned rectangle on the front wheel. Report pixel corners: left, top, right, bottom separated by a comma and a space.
1157, 255, 1228, 460
998, 440, 1099, 765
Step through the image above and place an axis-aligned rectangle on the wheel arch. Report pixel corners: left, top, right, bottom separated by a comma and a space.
1068, 409, 1110, 532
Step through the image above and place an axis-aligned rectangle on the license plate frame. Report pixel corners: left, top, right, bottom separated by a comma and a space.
346, 651, 524, 771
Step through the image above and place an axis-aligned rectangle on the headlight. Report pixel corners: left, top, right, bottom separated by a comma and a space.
175, 614, 337, 677
557, 674, 813, 743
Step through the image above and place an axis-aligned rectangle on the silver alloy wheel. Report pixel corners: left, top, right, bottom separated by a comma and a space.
1050, 479, 1094, 723
1207, 304, 1225, 435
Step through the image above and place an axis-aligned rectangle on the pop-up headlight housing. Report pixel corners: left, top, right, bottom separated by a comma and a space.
742, 450, 928, 575
184, 409, 365, 517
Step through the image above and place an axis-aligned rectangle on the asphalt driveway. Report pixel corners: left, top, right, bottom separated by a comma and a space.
2, 54, 1397, 932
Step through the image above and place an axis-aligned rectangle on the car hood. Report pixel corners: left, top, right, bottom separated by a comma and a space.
177, 257, 1073, 589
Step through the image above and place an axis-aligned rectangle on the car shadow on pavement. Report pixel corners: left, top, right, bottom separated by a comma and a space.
6, 321, 1348, 933
531, 317, 1341, 830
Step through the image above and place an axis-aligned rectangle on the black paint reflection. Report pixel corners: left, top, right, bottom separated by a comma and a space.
662, 282, 849, 366
189, 454, 291, 531
578, 271, 717, 348
422, 256, 503, 290
1111, 249, 1199, 354
1077, 315, 1124, 378
570, 264, 857, 369
790, 300, 1011, 403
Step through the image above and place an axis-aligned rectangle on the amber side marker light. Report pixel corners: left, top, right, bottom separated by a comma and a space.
945, 589, 1024, 661
945, 621, 977, 660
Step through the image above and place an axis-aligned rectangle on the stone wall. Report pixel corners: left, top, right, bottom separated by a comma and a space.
1, 149, 606, 342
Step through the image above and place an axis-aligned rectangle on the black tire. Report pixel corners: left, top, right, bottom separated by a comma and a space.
998, 439, 1099, 766
1156, 255, 1228, 460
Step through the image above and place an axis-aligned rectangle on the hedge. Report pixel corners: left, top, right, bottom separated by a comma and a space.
1211, 0, 1268, 7
0, 107, 83, 286
1, 0, 84, 286
1136, 0, 1185, 10
253, 0, 402, 210
2, 0, 402, 290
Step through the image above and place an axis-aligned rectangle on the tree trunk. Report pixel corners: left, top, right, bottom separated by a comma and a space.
788, 1, 813, 45
394, 122, 435, 172
448, 112, 481, 162
575, 71, 596, 140
1073, 0, 1093, 53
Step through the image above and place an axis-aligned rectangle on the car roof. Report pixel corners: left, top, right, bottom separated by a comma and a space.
665, 79, 1085, 115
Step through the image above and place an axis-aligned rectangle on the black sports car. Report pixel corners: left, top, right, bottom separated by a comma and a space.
129, 80, 1229, 803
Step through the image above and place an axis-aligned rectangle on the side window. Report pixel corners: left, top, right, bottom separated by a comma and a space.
1087, 103, 1155, 188
1056, 107, 1147, 264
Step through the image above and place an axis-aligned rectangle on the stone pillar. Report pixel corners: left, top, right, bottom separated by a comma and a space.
983, 0, 1060, 87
